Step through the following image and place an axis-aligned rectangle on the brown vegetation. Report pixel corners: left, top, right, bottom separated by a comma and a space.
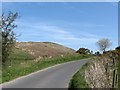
15, 42, 76, 59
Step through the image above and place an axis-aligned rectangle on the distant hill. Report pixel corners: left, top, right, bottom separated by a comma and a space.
15, 42, 76, 59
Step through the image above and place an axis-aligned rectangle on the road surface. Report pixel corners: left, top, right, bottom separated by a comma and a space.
1, 59, 88, 88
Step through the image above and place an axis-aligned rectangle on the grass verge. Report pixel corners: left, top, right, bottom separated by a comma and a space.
69, 62, 89, 88
2, 48, 93, 84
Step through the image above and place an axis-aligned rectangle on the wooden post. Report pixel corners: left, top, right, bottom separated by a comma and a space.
112, 57, 115, 88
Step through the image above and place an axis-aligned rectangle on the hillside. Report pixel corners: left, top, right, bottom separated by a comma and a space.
15, 42, 76, 59
2, 42, 92, 83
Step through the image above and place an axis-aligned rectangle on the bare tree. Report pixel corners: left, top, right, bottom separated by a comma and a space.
96, 38, 112, 52
1, 12, 18, 65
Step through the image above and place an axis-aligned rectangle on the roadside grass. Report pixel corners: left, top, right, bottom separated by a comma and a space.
0, 67, 1, 84
69, 62, 90, 88
2, 48, 93, 83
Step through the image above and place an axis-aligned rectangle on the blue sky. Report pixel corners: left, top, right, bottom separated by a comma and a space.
2, 2, 118, 51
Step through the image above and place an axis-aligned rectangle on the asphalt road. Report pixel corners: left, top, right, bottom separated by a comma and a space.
1, 59, 88, 88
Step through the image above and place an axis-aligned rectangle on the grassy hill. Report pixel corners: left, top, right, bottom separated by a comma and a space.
15, 42, 76, 59
2, 42, 92, 83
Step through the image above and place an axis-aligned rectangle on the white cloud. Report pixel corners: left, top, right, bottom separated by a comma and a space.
33, 24, 99, 43
32, 25, 69, 34
17, 20, 100, 40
